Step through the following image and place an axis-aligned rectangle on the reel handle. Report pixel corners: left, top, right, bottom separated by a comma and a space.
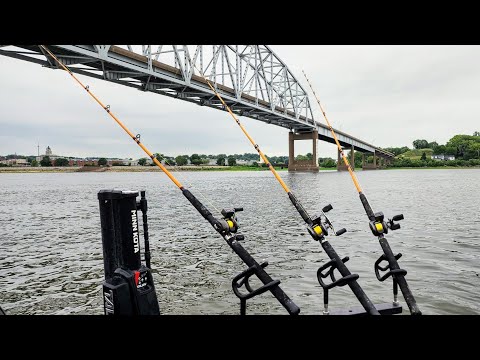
392, 214, 404, 221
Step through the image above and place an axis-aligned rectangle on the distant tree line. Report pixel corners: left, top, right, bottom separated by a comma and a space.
4, 132, 479, 169
381, 131, 480, 167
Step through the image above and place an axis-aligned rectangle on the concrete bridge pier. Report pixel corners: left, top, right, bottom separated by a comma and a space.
362, 150, 378, 170
337, 145, 355, 171
288, 130, 319, 172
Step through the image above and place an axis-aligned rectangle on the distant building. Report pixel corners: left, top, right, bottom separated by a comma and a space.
36, 146, 61, 163
68, 159, 96, 167
0, 158, 28, 166
431, 154, 455, 161
236, 159, 256, 166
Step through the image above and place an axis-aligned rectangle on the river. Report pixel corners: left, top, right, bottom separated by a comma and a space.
0, 169, 478, 315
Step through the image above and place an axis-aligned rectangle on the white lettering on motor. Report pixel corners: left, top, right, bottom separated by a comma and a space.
131, 210, 139, 253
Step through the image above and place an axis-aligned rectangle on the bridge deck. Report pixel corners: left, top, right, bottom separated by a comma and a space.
0, 45, 394, 158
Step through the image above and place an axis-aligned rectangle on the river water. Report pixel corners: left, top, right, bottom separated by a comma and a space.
0, 169, 478, 315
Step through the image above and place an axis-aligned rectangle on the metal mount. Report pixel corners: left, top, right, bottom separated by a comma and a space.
375, 253, 407, 305
232, 261, 281, 315
317, 256, 359, 314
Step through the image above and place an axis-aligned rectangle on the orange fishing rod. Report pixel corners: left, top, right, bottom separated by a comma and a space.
40, 46, 183, 189
195, 66, 380, 315
302, 70, 421, 315
39, 45, 300, 315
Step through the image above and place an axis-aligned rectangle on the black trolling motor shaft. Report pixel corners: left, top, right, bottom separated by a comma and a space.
137, 190, 151, 269
41, 45, 299, 315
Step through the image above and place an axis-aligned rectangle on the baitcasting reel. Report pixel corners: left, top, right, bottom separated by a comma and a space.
219, 207, 244, 235
308, 204, 347, 241
369, 212, 404, 237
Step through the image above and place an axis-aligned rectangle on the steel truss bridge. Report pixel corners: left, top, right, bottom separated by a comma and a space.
0, 45, 393, 159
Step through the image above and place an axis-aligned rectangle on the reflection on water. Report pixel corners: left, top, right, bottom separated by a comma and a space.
0, 169, 479, 314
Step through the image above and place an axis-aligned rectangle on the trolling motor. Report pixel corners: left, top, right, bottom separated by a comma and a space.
98, 189, 160, 315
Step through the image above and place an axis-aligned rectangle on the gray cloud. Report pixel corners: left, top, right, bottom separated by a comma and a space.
1, 45, 479, 159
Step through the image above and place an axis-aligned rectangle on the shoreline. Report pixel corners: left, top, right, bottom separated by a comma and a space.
1, 165, 478, 173
0, 165, 302, 173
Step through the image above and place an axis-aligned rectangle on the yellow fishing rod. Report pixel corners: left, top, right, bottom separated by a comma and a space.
39, 45, 300, 315
196, 66, 380, 315
302, 70, 421, 315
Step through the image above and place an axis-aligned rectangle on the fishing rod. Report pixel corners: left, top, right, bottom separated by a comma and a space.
302, 70, 421, 315
195, 66, 380, 315
40, 45, 299, 315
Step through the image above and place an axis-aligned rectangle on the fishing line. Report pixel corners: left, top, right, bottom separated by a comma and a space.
302, 70, 421, 315
192, 64, 380, 315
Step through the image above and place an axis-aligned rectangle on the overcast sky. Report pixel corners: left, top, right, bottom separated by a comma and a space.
0, 45, 479, 159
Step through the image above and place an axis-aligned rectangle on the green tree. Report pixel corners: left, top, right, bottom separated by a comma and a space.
40, 156, 52, 167
295, 154, 309, 161
433, 145, 446, 155
190, 154, 202, 166
175, 155, 188, 166
421, 152, 427, 161
31, 159, 39, 167
413, 139, 429, 149
227, 155, 236, 166
470, 143, 480, 158
54, 158, 69, 166
319, 157, 336, 168
98, 158, 108, 166
428, 141, 438, 149
216, 157, 226, 166
446, 134, 480, 159
164, 156, 176, 166
138, 158, 147, 166
473, 131, 480, 137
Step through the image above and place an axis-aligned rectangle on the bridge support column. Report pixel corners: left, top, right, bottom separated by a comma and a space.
337, 148, 347, 171
351, 145, 355, 171
337, 145, 355, 171
288, 130, 319, 172
362, 150, 379, 170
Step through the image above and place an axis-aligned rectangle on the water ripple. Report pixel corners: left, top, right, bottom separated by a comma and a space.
0, 169, 479, 314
